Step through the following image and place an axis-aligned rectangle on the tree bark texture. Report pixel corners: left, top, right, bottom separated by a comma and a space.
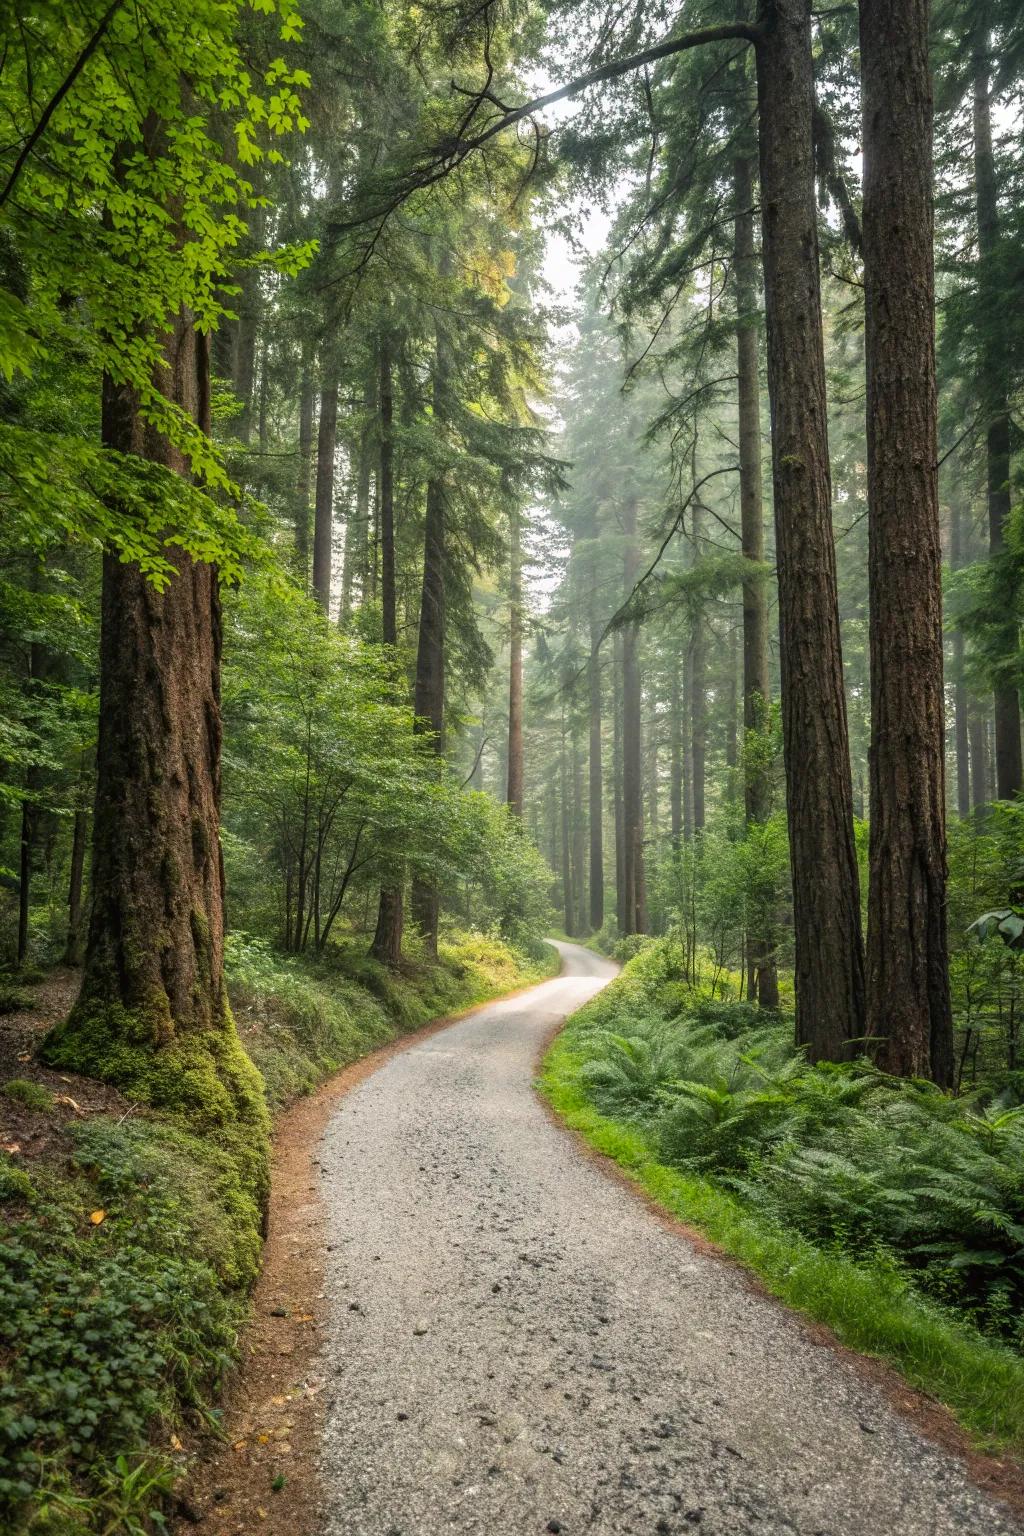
411, 308, 451, 956
312, 369, 339, 612
371, 333, 403, 964
670, 654, 683, 846
613, 630, 626, 932
589, 599, 604, 931
295, 354, 314, 583
560, 716, 574, 936
861, 0, 953, 1085
755, 0, 866, 1056
689, 509, 707, 836
378, 334, 397, 647
506, 505, 525, 816
45, 309, 265, 1142
621, 498, 646, 934
950, 503, 971, 819
973, 38, 1022, 799
734, 147, 778, 1008
64, 806, 88, 967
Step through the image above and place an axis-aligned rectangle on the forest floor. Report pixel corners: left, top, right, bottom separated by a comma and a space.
178, 941, 1024, 1536
0, 934, 558, 1535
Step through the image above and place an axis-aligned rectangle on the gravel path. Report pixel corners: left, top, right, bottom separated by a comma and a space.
318, 941, 1020, 1535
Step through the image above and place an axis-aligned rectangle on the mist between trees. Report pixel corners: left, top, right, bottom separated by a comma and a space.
1, 0, 1023, 1128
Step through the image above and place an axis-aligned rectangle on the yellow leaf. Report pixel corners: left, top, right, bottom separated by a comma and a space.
89, 1209, 106, 1225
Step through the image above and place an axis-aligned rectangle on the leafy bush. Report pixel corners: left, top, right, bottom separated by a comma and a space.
610, 933, 656, 965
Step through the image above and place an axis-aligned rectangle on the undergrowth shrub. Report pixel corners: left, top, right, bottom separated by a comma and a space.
563, 934, 1024, 1351
0, 1120, 246, 1526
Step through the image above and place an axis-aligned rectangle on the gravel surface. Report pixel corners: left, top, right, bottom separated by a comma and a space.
318, 941, 1021, 1536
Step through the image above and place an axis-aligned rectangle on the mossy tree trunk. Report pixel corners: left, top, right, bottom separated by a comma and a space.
44, 308, 266, 1147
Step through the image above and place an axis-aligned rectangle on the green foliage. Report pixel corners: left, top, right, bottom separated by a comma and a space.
226, 928, 557, 1108
542, 1022, 1024, 1456
649, 800, 792, 995
0, 1120, 250, 1528
222, 576, 554, 954
0, 1154, 33, 1205
947, 803, 1024, 1088
0, 1, 314, 572
3, 930, 552, 1531
558, 936, 1024, 1352
3, 1078, 52, 1111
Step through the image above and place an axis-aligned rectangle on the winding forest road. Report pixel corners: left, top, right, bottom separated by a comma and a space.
317, 941, 1021, 1535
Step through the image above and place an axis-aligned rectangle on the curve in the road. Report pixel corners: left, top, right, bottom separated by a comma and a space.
317, 939, 1020, 1535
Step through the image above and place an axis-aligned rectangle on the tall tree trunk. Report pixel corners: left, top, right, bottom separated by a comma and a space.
295, 352, 314, 584
371, 886, 404, 968
378, 335, 396, 647
64, 806, 89, 966
341, 369, 375, 623
688, 514, 707, 835
411, 307, 450, 957
683, 641, 694, 842
613, 630, 626, 931
670, 654, 683, 846
950, 502, 971, 819
312, 368, 339, 612
17, 795, 33, 966
506, 504, 525, 815
647, 728, 659, 842
621, 498, 646, 934
410, 478, 445, 954
572, 712, 587, 934
734, 145, 778, 1007
725, 626, 739, 772
560, 713, 574, 936
589, 599, 604, 930
861, 0, 953, 1085
256, 336, 270, 454
371, 333, 403, 966
969, 701, 990, 815
755, 0, 865, 1057
44, 311, 265, 1144
973, 34, 1022, 799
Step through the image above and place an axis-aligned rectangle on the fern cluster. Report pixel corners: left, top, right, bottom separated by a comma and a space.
572, 948, 1024, 1349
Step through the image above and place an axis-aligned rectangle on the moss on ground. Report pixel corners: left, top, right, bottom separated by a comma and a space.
4, 1078, 52, 1111
1, 931, 556, 1534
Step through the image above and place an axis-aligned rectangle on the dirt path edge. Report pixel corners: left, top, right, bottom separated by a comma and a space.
175, 962, 565, 1536
531, 1015, 1024, 1523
